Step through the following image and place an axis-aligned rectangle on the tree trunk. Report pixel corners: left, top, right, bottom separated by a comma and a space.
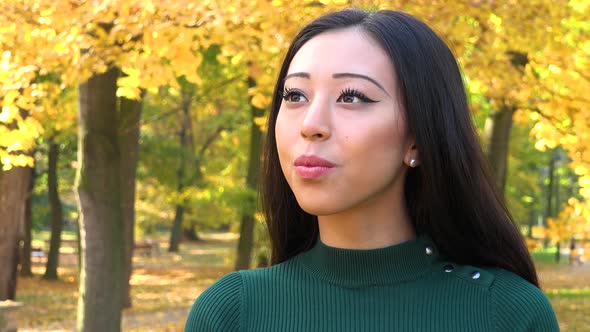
234, 77, 264, 271
169, 205, 185, 252
20, 165, 36, 277
526, 208, 534, 239
485, 104, 515, 195
8, 240, 20, 300
75, 67, 125, 332
545, 155, 555, 248
0, 166, 31, 300
183, 225, 201, 241
554, 155, 562, 263
554, 159, 561, 214
44, 139, 64, 280
118, 92, 144, 308
569, 237, 576, 265
168, 94, 191, 253
76, 215, 81, 275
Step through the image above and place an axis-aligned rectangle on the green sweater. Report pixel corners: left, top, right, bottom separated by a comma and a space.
185, 236, 559, 331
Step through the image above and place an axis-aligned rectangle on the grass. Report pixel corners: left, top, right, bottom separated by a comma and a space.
15, 233, 590, 331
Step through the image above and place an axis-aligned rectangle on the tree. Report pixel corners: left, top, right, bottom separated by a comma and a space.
0, 166, 31, 300
234, 77, 264, 270
168, 83, 193, 252
2, 3, 588, 321
118, 92, 144, 308
75, 67, 125, 331
0, 3, 214, 328
166, 76, 240, 251
0, 104, 35, 299
19, 165, 36, 277
33, 82, 79, 278
503, 122, 549, 234
43, 138, 65, 280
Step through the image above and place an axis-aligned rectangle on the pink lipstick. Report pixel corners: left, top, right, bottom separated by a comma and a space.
294, 155, 335, 179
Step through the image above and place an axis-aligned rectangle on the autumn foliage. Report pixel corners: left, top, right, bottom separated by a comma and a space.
1, 0, 589, 329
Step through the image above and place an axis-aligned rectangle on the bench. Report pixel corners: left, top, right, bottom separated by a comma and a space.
134, 240, 160, 257
31, 247, 44, 263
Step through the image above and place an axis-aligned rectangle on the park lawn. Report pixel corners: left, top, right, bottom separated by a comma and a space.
16, 234, 590, 331
534, 250, 590, 331
16, 232, 237, 331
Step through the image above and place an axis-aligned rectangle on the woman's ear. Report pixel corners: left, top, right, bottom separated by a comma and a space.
404, 143, 420, 168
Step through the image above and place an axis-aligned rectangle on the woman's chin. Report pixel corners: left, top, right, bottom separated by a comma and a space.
296, 199, 340, 217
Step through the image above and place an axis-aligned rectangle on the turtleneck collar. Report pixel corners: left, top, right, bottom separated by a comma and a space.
297, 235, 439, 288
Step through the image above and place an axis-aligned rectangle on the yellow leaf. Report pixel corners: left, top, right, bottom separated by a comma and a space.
1, 154, 34, 170
40, 8, 55, 17
489, 13, 502, 31
254, 116, 267, 129
579, 175, 590, 187
0, 105, 18, 122
569, 0, 590, 13
251, 93, 270, 109
116, 86, 142, 100
53, 42, 69, 55
531, 226, 546, 239
534, 139, 547, 152
574, 165, 588, 176
545, 139, 557, 149
231, 54, 243, 65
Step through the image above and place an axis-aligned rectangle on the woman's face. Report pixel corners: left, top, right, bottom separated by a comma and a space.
275, 28, 415, 216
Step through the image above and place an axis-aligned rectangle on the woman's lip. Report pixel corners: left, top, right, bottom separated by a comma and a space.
294, 155, 336, 167
295, 166, 334, 179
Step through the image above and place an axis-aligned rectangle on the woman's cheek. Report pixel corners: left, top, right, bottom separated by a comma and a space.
275, 113, 294, 180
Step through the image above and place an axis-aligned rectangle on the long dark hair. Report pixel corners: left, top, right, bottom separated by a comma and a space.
261, 9, 539, 287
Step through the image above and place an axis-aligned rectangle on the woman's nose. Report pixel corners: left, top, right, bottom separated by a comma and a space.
300, 98, 331, 141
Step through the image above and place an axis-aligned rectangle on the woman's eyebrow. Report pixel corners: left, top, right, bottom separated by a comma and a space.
333, 73, 390, 96
284, 72, 390, 97
284, 72, 310, 81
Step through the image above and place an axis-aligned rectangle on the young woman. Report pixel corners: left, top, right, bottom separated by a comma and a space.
185, 9, 559, 331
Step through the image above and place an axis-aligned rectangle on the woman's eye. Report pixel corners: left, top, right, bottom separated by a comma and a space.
337, 88, 378, 103
282, 88, 308, 103
340, 94, 359, 103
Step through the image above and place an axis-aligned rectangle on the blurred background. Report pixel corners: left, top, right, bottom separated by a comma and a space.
0, 0, 588, 331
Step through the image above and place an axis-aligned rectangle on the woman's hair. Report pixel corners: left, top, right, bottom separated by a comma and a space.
261, 9, 539, 286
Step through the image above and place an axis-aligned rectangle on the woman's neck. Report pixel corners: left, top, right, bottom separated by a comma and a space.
317, 196, 416, 250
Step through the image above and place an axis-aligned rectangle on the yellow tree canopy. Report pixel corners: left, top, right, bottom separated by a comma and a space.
1, 0, 589, 229
0, 0, 215, 168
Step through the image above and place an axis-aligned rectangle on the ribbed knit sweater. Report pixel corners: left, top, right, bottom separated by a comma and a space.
184, 236, 559, 331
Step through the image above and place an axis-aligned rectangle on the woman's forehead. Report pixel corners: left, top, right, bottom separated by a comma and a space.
287, 28, 396, 90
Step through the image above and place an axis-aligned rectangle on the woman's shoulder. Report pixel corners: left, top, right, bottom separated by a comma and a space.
184, 271, 243, 332
184, 261, 297, 332
482, 267, 559, 331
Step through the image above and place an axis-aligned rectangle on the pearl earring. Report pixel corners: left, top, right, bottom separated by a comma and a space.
409, 159, 416, 167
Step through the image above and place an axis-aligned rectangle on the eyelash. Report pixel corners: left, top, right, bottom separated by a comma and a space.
339, 88, 378, 103
281, 87, 302, 102
281, 87, 378, 103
